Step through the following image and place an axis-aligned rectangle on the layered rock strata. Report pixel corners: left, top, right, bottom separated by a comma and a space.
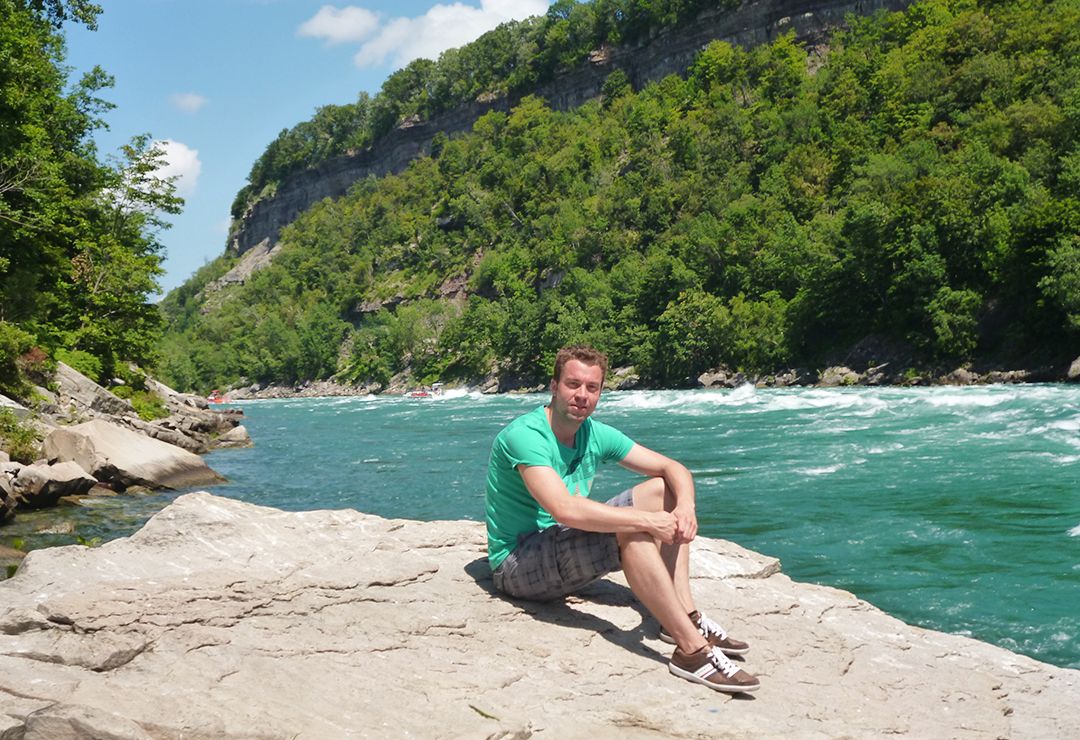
1, 493, 1076, 738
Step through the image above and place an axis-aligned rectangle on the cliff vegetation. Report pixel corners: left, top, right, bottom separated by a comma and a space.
229, 0, 737, 225
160, 0, 1080, 392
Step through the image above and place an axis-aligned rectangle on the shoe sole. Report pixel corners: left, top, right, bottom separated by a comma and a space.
668, 663, 760, 693
658, 631, 751, 656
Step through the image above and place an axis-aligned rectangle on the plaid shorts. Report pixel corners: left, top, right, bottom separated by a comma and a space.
492, 489, 634, 601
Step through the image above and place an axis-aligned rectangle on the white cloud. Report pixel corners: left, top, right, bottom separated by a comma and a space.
155, 140, 202, 196
299, 2, 548, 69
298, 5, 379, 44
169, 92, 208, 113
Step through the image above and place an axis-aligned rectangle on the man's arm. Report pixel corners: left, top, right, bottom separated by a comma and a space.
518, 464, 678, 543
618, 443, 697, 543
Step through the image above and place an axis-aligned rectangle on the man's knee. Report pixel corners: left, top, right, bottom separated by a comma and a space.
630, 476, 672, 511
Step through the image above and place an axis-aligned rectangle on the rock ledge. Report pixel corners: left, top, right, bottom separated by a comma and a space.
1, 493, 1077, 739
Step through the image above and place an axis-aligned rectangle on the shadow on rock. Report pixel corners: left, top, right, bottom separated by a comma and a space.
463, 557, 667, 666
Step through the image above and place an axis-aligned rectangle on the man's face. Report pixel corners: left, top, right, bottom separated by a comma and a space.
550, 359, 604, 425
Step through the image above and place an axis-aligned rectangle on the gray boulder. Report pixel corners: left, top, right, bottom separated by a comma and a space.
143, 374, 211, 412
818, 366, 861, 386
0, 469, 15, 522
0, 493, 1076, 739
48, 357, 244, 456
54, 362, 135, 418
8, 461, 96, 509
44, 419, 225, 490
697, 368, 733, 388
125, 377, 248, 453
0, 393, 30, 420
213, 424, 252, 449
941, 367, 979, 385
609, 366, 641, 390
1069, 356, 1080, 382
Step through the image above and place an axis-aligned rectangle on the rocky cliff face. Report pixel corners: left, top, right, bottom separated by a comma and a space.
1, 492, 1077, 738
229, 0, 913, 259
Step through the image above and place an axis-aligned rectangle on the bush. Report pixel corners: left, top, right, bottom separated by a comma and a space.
0, 322, 36, 400
927, 287, 982, 362
54, 348, 103, 383
651, 288, 731, 382
726, 292, 791, 372
0, 409, 41, 464
112, 385, 169, 420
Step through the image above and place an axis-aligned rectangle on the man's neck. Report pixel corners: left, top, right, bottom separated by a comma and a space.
545, 405, 581, 447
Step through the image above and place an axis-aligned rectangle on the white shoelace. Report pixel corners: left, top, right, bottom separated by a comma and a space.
698, 611, 730, 641
707, 646, 741, 678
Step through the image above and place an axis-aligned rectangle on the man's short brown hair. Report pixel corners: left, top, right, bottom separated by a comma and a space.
552, 345, 609, 382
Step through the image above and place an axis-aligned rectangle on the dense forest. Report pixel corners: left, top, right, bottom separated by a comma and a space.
0, 0, 180, 400
160, 0, 1080, 392
230, 0, 737, 225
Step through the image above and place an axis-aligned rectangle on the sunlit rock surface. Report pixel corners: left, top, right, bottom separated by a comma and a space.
1, 492, 1077, 738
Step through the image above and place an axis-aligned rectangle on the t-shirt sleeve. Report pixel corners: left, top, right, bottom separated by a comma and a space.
498, 424, 554, 469
592, 419, 635, 462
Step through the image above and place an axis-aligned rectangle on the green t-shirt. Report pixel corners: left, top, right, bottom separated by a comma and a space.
485, 405, 635, 569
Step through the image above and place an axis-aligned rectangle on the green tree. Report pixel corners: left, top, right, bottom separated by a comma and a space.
651, 288, 730, 382
61, 134, 182, 379
1, 0, 177, 386
926, 286, 982, 361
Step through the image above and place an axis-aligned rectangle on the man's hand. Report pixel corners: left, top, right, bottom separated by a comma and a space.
672, 504, 697, 544
618, 443, 697, 543
646, 511, 679, 544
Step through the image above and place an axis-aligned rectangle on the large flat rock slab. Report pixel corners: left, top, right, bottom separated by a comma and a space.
1, 493, 1077, 738
43, 418, 225, 490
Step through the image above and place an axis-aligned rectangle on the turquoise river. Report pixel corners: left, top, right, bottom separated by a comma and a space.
4, 385, 1079, 669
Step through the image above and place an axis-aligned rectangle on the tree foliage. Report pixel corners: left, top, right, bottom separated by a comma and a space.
0, 0, 177, 392
164, 0, 1080, 392
232, 0, 740, 220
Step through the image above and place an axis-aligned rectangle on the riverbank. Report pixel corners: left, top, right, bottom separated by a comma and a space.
227, 352, 1080, 400
1, 491, 1077, 738
1, 363, 249, 543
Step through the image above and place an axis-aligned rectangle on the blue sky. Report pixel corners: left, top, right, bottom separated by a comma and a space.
63, 0, 552, 295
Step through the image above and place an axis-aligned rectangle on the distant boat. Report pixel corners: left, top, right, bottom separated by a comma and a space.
406, 382, 443, 399
207, 390, 227, 404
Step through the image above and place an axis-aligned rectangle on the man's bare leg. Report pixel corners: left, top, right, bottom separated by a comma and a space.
617, 528, 705, 653
619, 478, 761, 692
630, 477, 753, 657
632, 477, 697, 613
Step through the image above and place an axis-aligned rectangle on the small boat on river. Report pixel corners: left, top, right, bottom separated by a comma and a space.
406, 383, 443, 399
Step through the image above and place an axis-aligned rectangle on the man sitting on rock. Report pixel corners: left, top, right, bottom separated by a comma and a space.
485, 345, 759, 693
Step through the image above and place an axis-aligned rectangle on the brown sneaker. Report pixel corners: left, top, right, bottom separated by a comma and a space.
669, 644, 760, 693
659, 610, 750, 656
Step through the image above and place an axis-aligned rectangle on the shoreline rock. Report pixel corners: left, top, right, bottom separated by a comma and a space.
0, 492, 1076, 738
7, 461, 96, 509
1, 364, 241, 524
44, 419, 226, 491
226, 356, 1080, 401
